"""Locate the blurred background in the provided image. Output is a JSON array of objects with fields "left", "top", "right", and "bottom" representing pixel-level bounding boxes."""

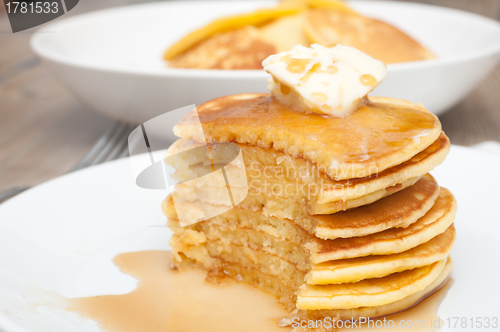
[{"left": 1, "top": 0, "right": 500, "bottom": 197}]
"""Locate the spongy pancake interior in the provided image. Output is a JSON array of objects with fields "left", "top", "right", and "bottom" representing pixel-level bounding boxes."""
[
  {"left": 308, "top": 224, "right": 455, "bottom": 285},
  {"left": 309, "top": 188, "right": 456, "bottom": 263},
  {"left": 173, "top": 95, "right": 442, "bottom": 181},
  {"left": 164, "top": 175, "right": 440, "bottom": 242},
  {"left": 165, "top": 189, "right": 456, "bottom": 281},
  {"left": 297, "top": 258, "right": 447, "bottom": 310}
]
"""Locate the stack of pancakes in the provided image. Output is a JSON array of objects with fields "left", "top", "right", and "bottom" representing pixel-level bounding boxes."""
[{"left": 163, "top": 94, "right": 456, "bottom": 323}]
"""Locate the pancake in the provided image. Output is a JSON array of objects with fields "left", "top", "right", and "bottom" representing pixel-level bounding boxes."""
[
  {"left": 173, "top": 94, "right": 442, "bottom": 181},
  {"left": 259, "top": 14, "right": 311, "bottom": 52},
  {"left": 167, "top": 176, "right": 420, "bottom": 224},
  {"left": 297, "top": 258, "right": 447, "bottom": 310},
  {"left": 169, "top": 26, "right": 276, "bottom": 70},
  {"left": 292, "top": 258, "right": 453, "bottom": 321},
  {"left": 294, "top": 177, "right": 422, "bottom": 215},
  {"left": 164, "top": 175, "right": 439, "bottom": 240},
  {"left": 165, "top": 133, "right": 449, "bottom": 214},
  {"left": 303, "top": 9, "right": 435, "bottom": 64},
  {"left": 312, "top": 174, "right": 439, "bottom": 239},
  {"left": 245, "top": 133, "right": 448, "bottom": 208},
  {"left": 309, "top": 188, "right": 456, "bottom": 263},
  {"left": 308, "top": 224, "right": 455, "bottom": 284},
  {"left": 163, "top": 6, "right": 305, "bottom": 62}
]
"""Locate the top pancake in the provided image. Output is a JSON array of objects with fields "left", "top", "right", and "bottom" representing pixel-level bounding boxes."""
[
  {"left": 164, "top": 134, "right": 449, "bottom": 215},
  {"left": 174, "top": 94, "right": 442, "bottom": 181}
]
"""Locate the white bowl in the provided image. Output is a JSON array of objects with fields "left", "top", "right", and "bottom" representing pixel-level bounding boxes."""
[{"left": 31, "top": 0, "right": 500, "bottom": 123}]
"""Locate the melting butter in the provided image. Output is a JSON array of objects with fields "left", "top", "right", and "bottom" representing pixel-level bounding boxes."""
[{"left": 262, "top": 44, "right": 386, "bottom": 117}]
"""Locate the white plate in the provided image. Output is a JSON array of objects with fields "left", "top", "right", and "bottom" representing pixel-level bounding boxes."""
[
  {"left": 30, "top": 1, "right": 500, "bottom": 123},
  {"left": 1, "top": 145, "right": 500, "bottom": 331}
]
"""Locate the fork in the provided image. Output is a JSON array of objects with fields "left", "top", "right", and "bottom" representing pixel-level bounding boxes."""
[{"left": 0, "top": 121, "right": 136, "bottom": 204}]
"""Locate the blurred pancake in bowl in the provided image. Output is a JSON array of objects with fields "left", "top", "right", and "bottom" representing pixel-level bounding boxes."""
[{"left": 166, "top": 0, "right": 435, "bottom": 69}]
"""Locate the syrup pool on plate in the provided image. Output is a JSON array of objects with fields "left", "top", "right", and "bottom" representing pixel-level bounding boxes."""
[
  {"left": 69, "top": 251, "right": 288, "bottom": 332},
  {"left": 69, "top": 251, "right": 452, "bottom": 332}
]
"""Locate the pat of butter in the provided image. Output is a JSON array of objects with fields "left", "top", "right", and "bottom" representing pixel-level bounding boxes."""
[{"left": 262, "top": 44, "right": 387, "bottom": 117}]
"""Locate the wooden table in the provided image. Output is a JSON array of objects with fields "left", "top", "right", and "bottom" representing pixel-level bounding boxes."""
[{"left": 1, "top": 0, "right": 500, "bottom": 193}]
